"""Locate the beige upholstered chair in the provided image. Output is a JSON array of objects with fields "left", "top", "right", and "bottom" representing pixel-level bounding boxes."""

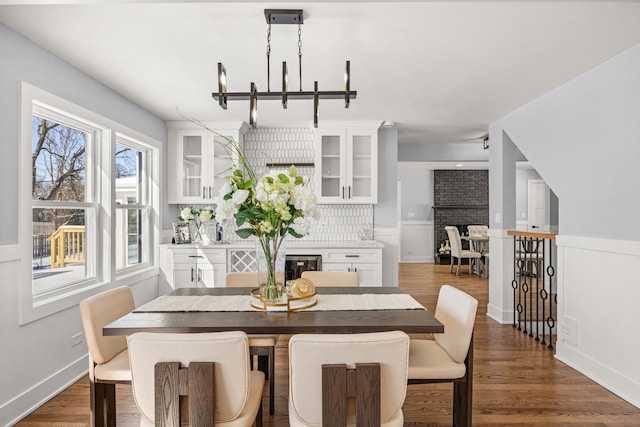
[
  {"left": 225, "top": 271, "right": 279, "bottom": 414},
  {"left": 300, "top": 270, "right": 359, "bottom": 287},
  {"left": 225, "top": 270, "right": 285, "bottom": 287},
  {"left": 445, "top": 226, "right": 482, "bottom": 275},
  {"left": 467, "top": 225, "right": 488, "bottom": 238},
  {"left": 289, "top": 331, "right": 410, "bottom": 427},
  {"left": 127, "top": 331, "right": 264, "bottom": 427},
  {"left": 79, "top": 286, "right": 134, "bottom": 426},
  {"left": 408, "top": 285, "right": 478, "bottom": 425}
]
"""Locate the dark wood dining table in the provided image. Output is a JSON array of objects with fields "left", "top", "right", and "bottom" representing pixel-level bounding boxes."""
[{"left": 103, "top": 286, "right": 472, "bottom": 426}]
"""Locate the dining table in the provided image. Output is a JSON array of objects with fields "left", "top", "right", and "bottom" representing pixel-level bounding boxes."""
[
  {"left": 102, "top": 286, "right": 473, "bottom": 426},
  {"left": 462, "top": 234, "right": 489, "bottom": 277}
]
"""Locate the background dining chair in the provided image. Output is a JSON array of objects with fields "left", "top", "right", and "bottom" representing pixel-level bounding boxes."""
[
  {"left": 445, "top": 225, "right": 482, "bottom": 275},
  {"left": 289, "top": 331, "right": 410, "bottom": 427},
  {"left": 79, "top": 286, "right": 134, "bottom": 427},
  {"left": 300, "top": 270, "right": 359, "bottom": 287},
  {"left": 225, "top": 271, "right": 278, "bottom": 415},
  {"left": 408, "top": 285, "right": 478, "bottom": 426},
  {"left": 127, "top": 331, "right": 264, "bottom": 427}
]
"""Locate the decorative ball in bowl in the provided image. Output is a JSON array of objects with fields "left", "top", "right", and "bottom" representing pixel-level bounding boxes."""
[{"left": 287, "top": 278, "right": 316, "bottom": 301}]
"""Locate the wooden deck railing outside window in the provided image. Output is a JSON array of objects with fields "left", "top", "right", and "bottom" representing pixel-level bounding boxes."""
[
  {"left": 507, "top": 230, "right": 557, "bottom": 349},
  {"left": 48, "top": 225, "right": 85, "bottom": 268}
]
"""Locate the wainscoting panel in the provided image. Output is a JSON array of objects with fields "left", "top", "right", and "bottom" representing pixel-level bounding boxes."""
[
  {"left": 400, "top": 221, "right": 433, "bottom": 263},
  {"left": 374, "top": 227, "right": 399, "bottom": 287},
  {"left": 555, "top": 235, "right": 640, "bottom": 409}
]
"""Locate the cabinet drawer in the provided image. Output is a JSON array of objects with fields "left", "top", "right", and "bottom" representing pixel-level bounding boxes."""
[
  {"left": 170, "top": 249, "right": 227, "bottom": 264},
  {"left": 325, "top": 249, "right": 381, "bottom": 263}
]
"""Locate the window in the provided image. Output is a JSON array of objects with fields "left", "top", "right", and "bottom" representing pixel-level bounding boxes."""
[
  {"left": 20, "top": 83, "right": 160, "bottom": 323},
  {"left": 31, "top": 108, "right": 100, "bottom": 296},
  {"left": 114, "top": 137, "right": 152, "bottom": 272}
]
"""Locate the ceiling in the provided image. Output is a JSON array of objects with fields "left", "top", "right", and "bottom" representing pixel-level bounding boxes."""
[{"left": 2, "top": 1, "right": 640, "bottom": 144}]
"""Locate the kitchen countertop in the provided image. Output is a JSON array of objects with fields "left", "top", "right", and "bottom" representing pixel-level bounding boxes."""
[{"left": 161, "top": 240, "right": 384, "bottom": 249}]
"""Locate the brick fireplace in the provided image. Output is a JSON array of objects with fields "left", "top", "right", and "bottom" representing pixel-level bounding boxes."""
[{"left": 433, "top": 170, "right": 488, "bottom": 263}]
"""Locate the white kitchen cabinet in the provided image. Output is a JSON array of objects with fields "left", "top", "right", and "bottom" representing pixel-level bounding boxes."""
[
  {"left": 322, "top": 248, "right": 382, "bottom": 286},
  {"left": 314, "top": 128, "right": 378, "bottom": 204},
  {"left": 167, "top": 122, "right": 248, "bottom": 204},
  {"left": 165, "top": 247, "right": 227, "bottom": 288}
]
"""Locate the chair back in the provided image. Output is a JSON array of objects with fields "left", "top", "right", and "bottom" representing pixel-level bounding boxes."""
[
  {"left": 127, "top": 331, "right": 252, "bottom": 424},
  {"left": 434, "top": 285, "right": 478, "bottom": 363},
  {"left": 289, "top": 331, "right": 409, "bottom": 426},
  {"left": 225, "top": 271, "right": 285, "bottom": 287},
  {"left": 445, "top": 226, "right": 462, "bottom": 257},
  {"left": 80, "top": 286, "right": 134, "bottom": 365},
  {"left": 300, "top": 271, "right": 359, "bottom": 287},
  {"left": 467, "top": 225, "right": 488, "bottom": 238}
]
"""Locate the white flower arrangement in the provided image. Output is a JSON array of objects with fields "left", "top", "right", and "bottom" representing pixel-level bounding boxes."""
[
  {"left": 215, "top": 164, "right": 318, "bottom": 240},
  {"left": 179, "top": 207, "right": 215, "bottom": 222}
]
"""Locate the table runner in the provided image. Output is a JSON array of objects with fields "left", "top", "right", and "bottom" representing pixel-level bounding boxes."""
[{"left": 134, "top": 293, "right": 426, "bottom": 312}]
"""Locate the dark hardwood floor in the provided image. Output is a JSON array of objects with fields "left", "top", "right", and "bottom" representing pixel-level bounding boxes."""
[{"left": 16, "top": 263, "right": 640, "bottom": 426}]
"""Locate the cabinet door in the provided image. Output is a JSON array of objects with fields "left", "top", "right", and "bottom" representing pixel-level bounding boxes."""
[
  {"left": 211, "top": 134, "right": 235, "bottom": 198},
  {"left": 321, "top": 262, "right": 351, "bottom": 273},
  {"left": 315, "top": 128, "right": 378, "bottom": 204},
  {"left": 315, "top": 129, "right": 347, "bottom": 203},
  {"left": 350, "top": 263, "right": 381, "bottom": 287},
  {"left": 198, "top": 268, "right": 216, "bottom": 288},
  {"left": 169, "top": 125, "right": 246, "bottom": 203},
  {"left": 347, "top": 130, "right": 378, "bottom": 204},
  {"left": 319, "top": 262, "right": 379, "bottom": 287},
  {"left": 173, "top": 268, "right": 197, "bottom": 288},
  {"left": 176, "top": 130, "right": 208, "bottom": 203},
  {"left": 212, "top": 264, "right": 227, "bottom": 288}
]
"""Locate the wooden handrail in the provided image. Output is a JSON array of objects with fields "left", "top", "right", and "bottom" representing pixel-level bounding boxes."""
[
  {"left": 48, "top": 225, "right": 85, "bottom": 268},
  {"left": 507, "top": 230, "right": 556, "bottom": 240}
]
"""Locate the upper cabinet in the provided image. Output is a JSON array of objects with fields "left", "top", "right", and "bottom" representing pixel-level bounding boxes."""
[
  {"left": 167, "top": 122, "right": 248, "bottom": 204},
  {"left": 314, "top": 128, "right": 378, "bottom": 204}
]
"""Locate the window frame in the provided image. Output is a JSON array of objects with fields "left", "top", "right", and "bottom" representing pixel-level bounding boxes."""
[
  {"left": 113, "top": 134, "right": 154, "bottom": 274},
  {"left": 19, "top": 82, "right": 161, "bottom": 324}
]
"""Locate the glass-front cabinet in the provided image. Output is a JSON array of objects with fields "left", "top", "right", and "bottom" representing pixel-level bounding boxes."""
[
  {"left": 315, "top": 128, "right": 378, "bottom": 204},
  {"left": 168, "top": 122, "right": 248, "bottom": 204}
]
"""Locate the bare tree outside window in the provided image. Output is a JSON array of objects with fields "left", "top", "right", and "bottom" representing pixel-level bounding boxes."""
[
  {"left": 31, "top": 115, "right": 92, "bottom": 292},
  {"left": 32, "top": 116, "right": 86, "bottom": 229}
]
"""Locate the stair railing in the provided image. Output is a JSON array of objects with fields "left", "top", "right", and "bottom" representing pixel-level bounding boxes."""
[{"left": 507, "top": 230, "right": 557, "bottom": 349}]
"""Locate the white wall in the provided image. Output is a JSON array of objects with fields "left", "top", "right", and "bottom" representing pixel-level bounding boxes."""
[
  {"left": 0, "top": 23, "right": 165, "bottom": 425},
  {"left": 491, "top": 42, "right": 640, "bottom": 408},
  {"left": 398, "top": 166, "right": 433, "bottom": 221}
]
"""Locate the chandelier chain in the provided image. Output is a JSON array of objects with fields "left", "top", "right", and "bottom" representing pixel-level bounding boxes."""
[
  {"left": 266, "top": 22, "right": 271, "bottom": 92},
  {"left": 298, "top": 23, "right": 303, "bottom": 91}
]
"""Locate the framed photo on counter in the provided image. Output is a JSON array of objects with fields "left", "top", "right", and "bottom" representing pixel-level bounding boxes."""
[{"left": 172, "top": 222, "right": 191, "bottom": 244}]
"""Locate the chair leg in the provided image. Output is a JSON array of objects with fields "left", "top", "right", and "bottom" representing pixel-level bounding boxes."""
[
  {"left": 456, "top": 258, "right": 461, "bottom": 275},
  {"left": 268, "top": 346, "right": 275, "bottom": 415},
  {"left": 255, "top": 393, "right": 263, "bottom": 427},
  {"left": 251, "top": 346, "right": 275, "bottom": 415},
  {"left": 92, "top": 381, "right": 116, "bottom": 427},
  {"left": 449, "top": 256, "right": 454, "bottom": 273}
]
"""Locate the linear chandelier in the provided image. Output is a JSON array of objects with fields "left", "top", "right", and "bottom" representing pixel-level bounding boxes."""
[{"left": 212, "top": 9, "right": 357, "bottom": 128}]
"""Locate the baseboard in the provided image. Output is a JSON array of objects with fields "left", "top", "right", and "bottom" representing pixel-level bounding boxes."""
[
  {"left": 486, "top": 303, "right": 513, "bottom": 325},
  {"left": 1, "top": 355, "right": 88, "bottom": 426},
  {"left": 400, "top": 255, "right": 430, "bottom": 263},
  {"left": 556, "top": 342, "right": 640, "bottom": 409}
]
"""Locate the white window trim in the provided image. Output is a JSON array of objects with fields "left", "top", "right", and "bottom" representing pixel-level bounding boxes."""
[
  {"left": 114, "top": 133, "right": 154, "bottom": 274},
  {"left": 19, "top": 82, "right": 161, "bottom": 325}
]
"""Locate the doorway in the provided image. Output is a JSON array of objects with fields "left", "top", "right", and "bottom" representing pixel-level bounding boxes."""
[{"left": 527, "top": 179, "right": 547, "bottom": 231}]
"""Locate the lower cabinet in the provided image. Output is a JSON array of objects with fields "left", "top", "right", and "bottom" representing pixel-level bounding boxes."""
[
  {"left": 165, "top": 247, "right": 227, "bottom": 288},
  {"left": 161, "top": 244, "right": 383, "bottom": 289},
  {"left": 323, "top": 249, "right": 382, "bottom": 287}
]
